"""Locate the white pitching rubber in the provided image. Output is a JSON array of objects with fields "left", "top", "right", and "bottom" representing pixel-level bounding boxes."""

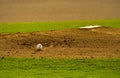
[{"left": 80, "top": 25, "right": 101, "bottom": 29}]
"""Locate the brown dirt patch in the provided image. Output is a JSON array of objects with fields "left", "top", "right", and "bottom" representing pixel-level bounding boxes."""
[
  {"left": 0, "top": 27, "right": 120, "bottom": 58},
  {"left": 0, "top": 0, "right": 120, "bottom": 22}
]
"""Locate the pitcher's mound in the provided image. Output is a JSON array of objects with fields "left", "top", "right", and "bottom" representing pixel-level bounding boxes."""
[{"left": 0, "top": 27, "right": 120, "bottom": 58}]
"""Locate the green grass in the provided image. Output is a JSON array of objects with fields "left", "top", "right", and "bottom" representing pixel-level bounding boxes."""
[
  {"left": 0, "top": 57, "right": 120, "bottom": 78},
  {"left": 0, "top": 19, "right": 120, "bottom": 33}
]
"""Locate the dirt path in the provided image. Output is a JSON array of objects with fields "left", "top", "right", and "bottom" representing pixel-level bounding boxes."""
[
  {"left": 0, "top": 0, "right": 120, "bottom": 22},
  {"left": 0, "top": 27, "right": 120, "bottom": 58}
]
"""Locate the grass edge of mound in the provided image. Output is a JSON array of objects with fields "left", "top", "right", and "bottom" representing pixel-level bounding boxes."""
[{"left": 0, "top": 19, "right": 120, "bottom": 33}]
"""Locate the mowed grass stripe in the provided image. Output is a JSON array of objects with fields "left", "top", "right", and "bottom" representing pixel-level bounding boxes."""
[
  {"left": 0, "top": 19, "right": 120, "bottom": 33},
  {"left": 0, "top": 58, "right": 120, "bottom": 78}
]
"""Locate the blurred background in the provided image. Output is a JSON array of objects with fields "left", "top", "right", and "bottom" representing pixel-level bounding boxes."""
[{"left": 0, "top": 0, "right": 120, "bottom": 22}]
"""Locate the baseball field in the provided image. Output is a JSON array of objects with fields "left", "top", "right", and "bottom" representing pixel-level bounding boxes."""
[{"left": 0, "top": 0, "right": 120, "bottom": 78}]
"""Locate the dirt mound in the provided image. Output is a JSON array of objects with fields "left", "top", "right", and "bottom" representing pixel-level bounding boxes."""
[{"left": 0, "top": 27, "right": 120, "bottom": 58}]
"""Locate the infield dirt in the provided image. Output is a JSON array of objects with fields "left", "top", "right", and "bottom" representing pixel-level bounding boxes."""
[
  {"left": 0, "top": 27, "right": 120, "bottom": 58},
  {"left": 0, "top": 0, "right": 120, "bottom": 22}
]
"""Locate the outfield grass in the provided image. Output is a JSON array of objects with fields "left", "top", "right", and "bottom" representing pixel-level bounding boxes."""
[
  {"left": 0, "top": 19, "right": 120, "bottom": 33},
  {"left": 0, "top": 57, "right": 120, "bottom": 78}
]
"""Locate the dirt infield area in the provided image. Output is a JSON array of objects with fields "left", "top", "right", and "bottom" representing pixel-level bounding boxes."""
[
  {"left": 0, "top": 27, "right": 120, "bottom": 58},
  {"left": 0, "top": 0, "right": 120, "bottom": 22}
]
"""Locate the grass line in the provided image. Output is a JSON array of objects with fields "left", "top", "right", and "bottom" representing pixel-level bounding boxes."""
[{"left": 0, "top": 19, "right": 120, "bottom": 33}]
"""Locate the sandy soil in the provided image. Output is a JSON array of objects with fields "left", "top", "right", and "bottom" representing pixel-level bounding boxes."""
[
  {"left": 0, "top": 0, "right": 120, "bottom": 22},
  {"left": 0, "top": 27, "right": 120, "bottom": 58}
]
